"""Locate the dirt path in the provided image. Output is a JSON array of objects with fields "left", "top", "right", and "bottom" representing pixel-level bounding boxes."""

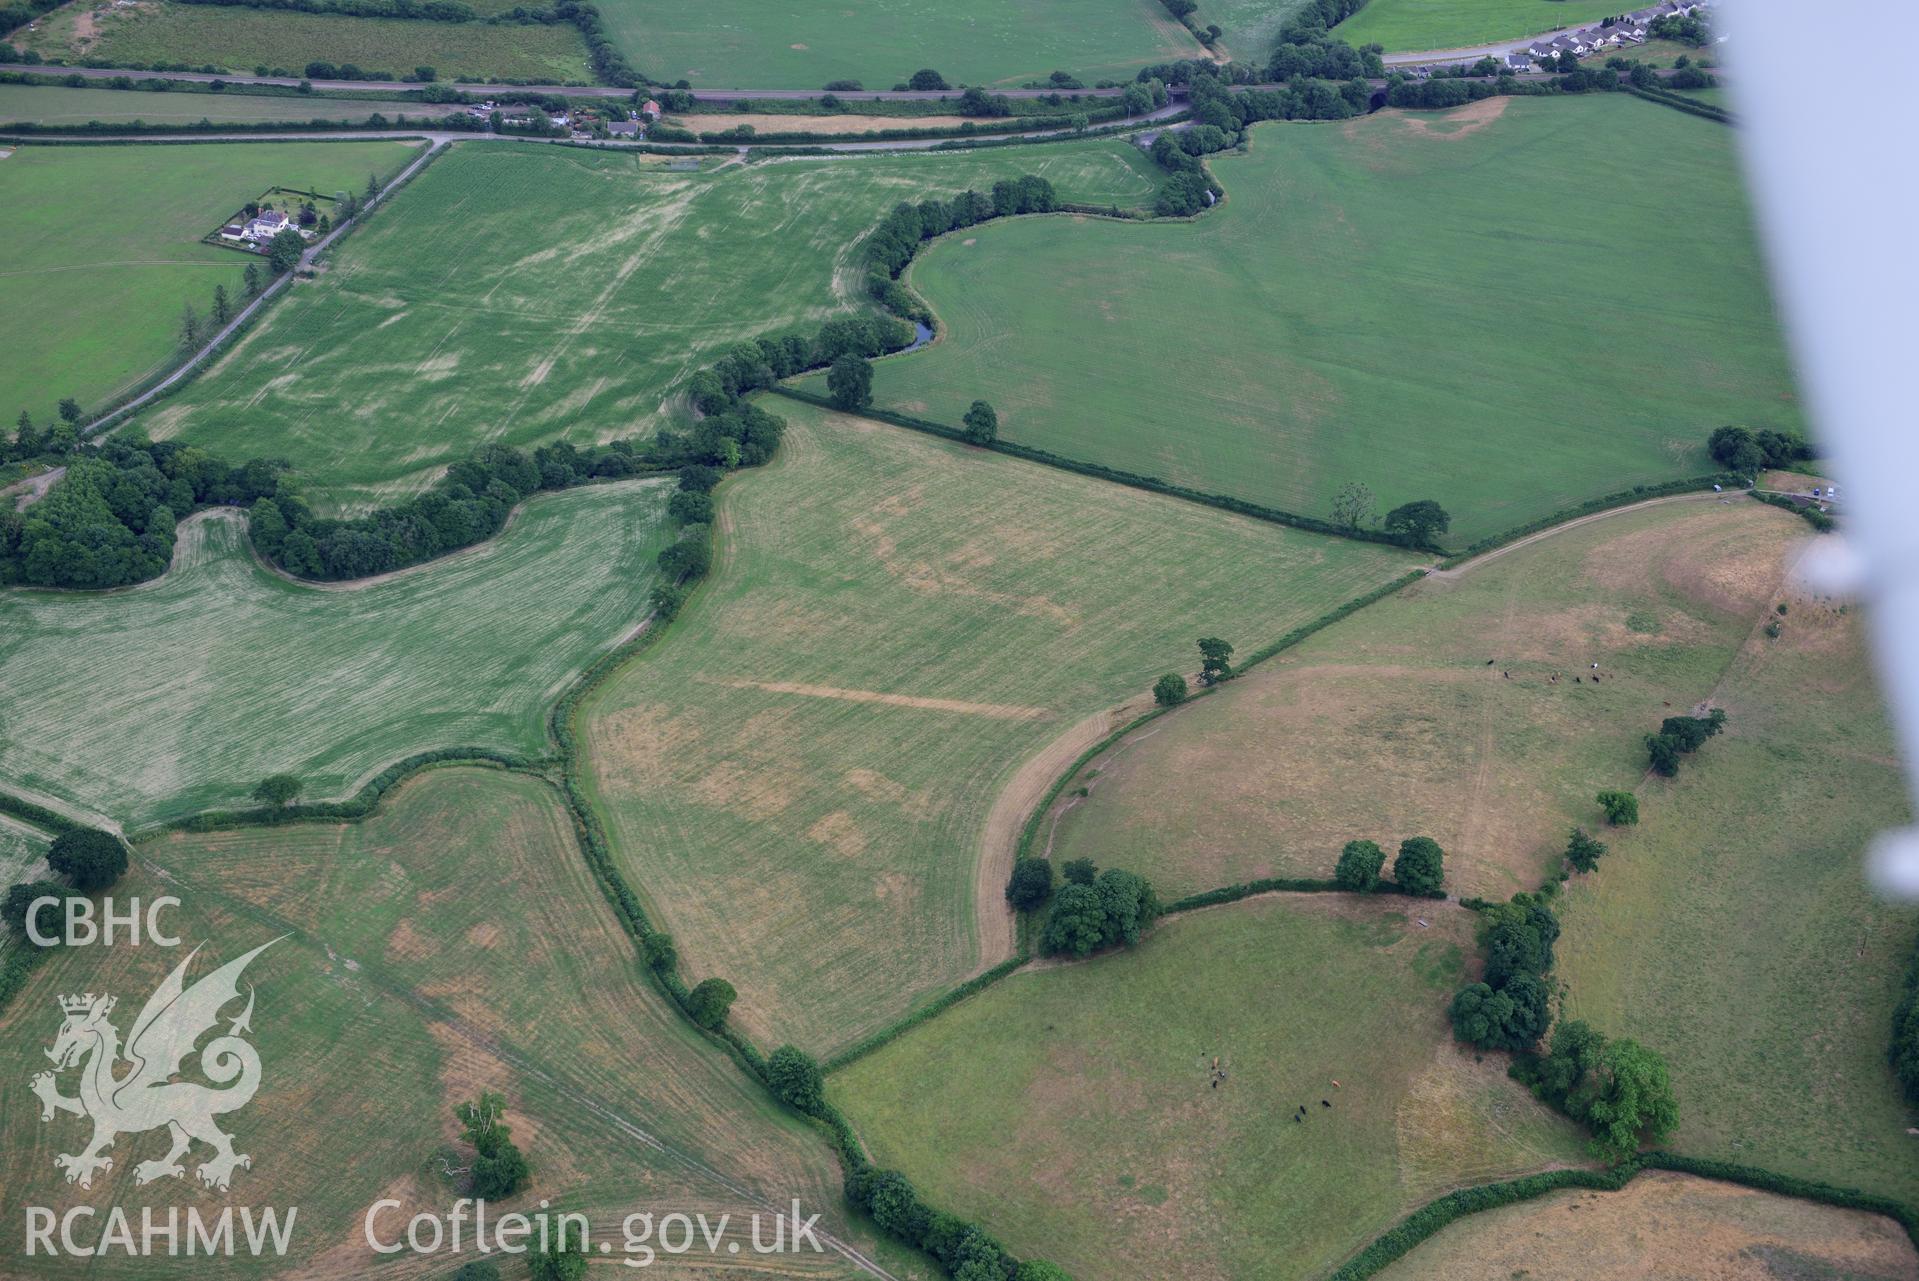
[
  {"left": 1426, "top": 491, "right": 1729, "bottom": 581},
  {"left": 972, "top": 689, "right": 1156, "bottom": 969},
  {"left": 2, "top": 465, "right": 63, "bottom": 510}
]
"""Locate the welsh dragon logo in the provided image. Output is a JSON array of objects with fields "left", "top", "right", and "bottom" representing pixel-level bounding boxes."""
[{"left": 30, "top": 939, "right": 281, "bottom": 1192}]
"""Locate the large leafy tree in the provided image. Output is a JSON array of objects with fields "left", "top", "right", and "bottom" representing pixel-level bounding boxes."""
[
  {"left": 1393, "top": 836, "right": 1445, "bottom": 896},
  {"left": 1382, "top": 499, "right": 1450, "bottom": 547},
  {"left": 827, "top": 353, "right": 874, "bottom": 412},
  {"left": 1334, "top": 839, "right": 1385, "bottom": 892},
  {"left": 47, "top": 828, "right": 128, "bottom": 891},
  {"left": 1583, "top": 1039, "right": 1679, "bottom": 1162},
  {"left": 686, "top": 977, "right": 737, "bottom": 1029}
]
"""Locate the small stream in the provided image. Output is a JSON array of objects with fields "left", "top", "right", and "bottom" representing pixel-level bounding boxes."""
[{"left": 902, "top": 321, "right": 934, "bottom": 352}]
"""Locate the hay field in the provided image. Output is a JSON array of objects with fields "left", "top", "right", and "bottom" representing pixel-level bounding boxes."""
[
  {"left": 833, "top": 895, "right": 1585, "bottom": 1280},
  {"left": 599, "top": 0, "right": 1201, "bottom": 91},
  {"left": 142, "top": 138, "right": 1162, "bottom": 512},
  {"left": 575, "top": 400, "right": 1422, "bottom": 1054},
  {"left": 10, "top": 0, "right": 591, "bottom": 82},
  {"left": 0, "top": 479, "right": 672, "bottom": 828},
  {"left": 1556, "top": 563, "right": 1919, "bottom": 1204},
  {"left": 0, "top": 139, "right": 421, "bottom": 427},
  {"left": 0, "top": 768, "right": 889, "bottom": 1278},
  {"left": 858, "top": 96, "right": 1800, "bottom": 548},
  {"left": 1334, "top": 0, "right": 1620, "bottom": 51},
  {"left": 1045, "top": 497, "right": 1806, "bottom": 902},
  {"left": 0, "top": 814, "right": 51, "bottom": 891},
  {"left": 1379, "top": 1170, "right": 1919, "bottom": 1280}
]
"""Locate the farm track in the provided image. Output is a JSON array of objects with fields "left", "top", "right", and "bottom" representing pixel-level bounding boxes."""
[
  {"left": 1427, "top": 491, "right": 1729, "bottom": 580},
  {"left": 1, "top": 464, "right": 63, "bottom": 509}
]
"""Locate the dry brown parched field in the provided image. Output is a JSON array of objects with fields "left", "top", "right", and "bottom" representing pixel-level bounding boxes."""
[
  {"left": 1379, "top": 1170, "right": 1919, "bottom": 1280},
  {"left": 1046, "top": 496, "right": 1808, "bottom": 902},
  {"left": 0, "top": 769, "right": 893, "bottom": 1279},
  {"left": 832, "top": 894, "right": 1587, "bottom": 1281},
  {"left": 576, "top": 401, "right": 1423, "bottom": 1055}
]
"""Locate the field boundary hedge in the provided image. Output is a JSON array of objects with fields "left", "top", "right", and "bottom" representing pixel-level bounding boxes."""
[
  {"left": 822, "top": 955, "right": 1030, "bottom": 1073},
  {"left": 1750, "top": 488, "right": 1836, "bottom": 531},
  {"left": 768, "top": 386, "right": 1426, "bottom": 552},
  {"left": 1330, "top": 1153, "right": 1919, "bottom": 1279},
  {"left": 136, "top": 748, "right": 534, "bottom": 839},
  {"left": 0, "top": 791, "right": 84, "bottom": 836},
  {"left": 0, "top": 113, "right": 472, "bottom": 135},
  {"left": 1628, "top": 84, "right": 1732, "bottom": 124}
]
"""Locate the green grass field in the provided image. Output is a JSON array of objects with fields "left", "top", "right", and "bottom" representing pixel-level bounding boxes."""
[
  {"left": 0, "top": 768, "right": 890, "bottom": 1278},
  {"left": 855, "top": 95, "right": 1800, "bottom": 549},
  {"left": 12, "top": 0, "right": 590, "bottom": 82},
  {"left": 0, "top": 479, "right": 672, "bottom": 828},
  {"left": 599, "top": 0, "right": 1203, "bottom": 91},
  {"left": 0, "top": 82, "right": 466, "bottom": 126},
  {"left": 1046, "top": 498, "right": 1802, "bottom": 903},
  {"left": 1379, "top": 1170, "right": 1919, "bottom": 1279},
  {"left": 834, "top": 896, "right": 1585, "bottom": 1279},
  {"left": 576, "top": 400, "right": 1421, "bottom": 1055},
  {"left": 143, "top": 138, "right": 1162, "bottom": 511},
  {"left": 0, "top": 138, "right": 420, "bottom": 428},
  {"left": 1334, "top": 0, "right": 1621, "bottom": 51},
  {"left": 1556, "top": 583, "right": 1919, "bottom": 1205}
]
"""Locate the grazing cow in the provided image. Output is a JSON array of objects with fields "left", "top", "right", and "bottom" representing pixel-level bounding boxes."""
[{"left": 1321, "top": 1100, "right": 1332, "bottom": 1108}]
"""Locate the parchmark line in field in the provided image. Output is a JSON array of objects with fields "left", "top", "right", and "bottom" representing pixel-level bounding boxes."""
[{"left": 713, "top": 678, "right": 1049, "bottom": 720}]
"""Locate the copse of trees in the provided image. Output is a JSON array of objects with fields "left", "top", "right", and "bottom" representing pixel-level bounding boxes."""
[
  {"left": 1707, "top": 425, "right": 1811, "bottom": 475},
  {"left": 455, "top": 1091, "right": 528, "bottom": 1199},
  {"left": 0, "top": 438, "right": 285, "bottom": 590},
  {"left": 246, "top": 394, "right": 783, "bottom": 586},
  {"left": 1266, "top": 0, "right": 1381, "bottom": 82},
  {"left": 1450, "top": 891, "right": 1557, "bottom": 1051},
  {"left": 1512, "top": 1020, "right": 1679, "bottom": 1162},
  {"left": 1041, "top": 862, "right": 1160, "bottom": 957},
  {"left": 1645, "top": 708, "right": 1725, "bottom": 777}
]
